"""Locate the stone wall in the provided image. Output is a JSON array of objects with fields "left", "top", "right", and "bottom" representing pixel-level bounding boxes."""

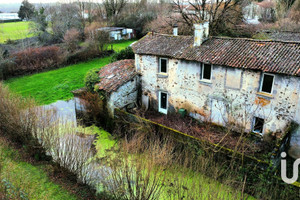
[
  {"left": 136, "top": 54, "right": 300, "bottom": 135},
  {"left": 107, "top": 76, "right": 139, "bottom": 117}
]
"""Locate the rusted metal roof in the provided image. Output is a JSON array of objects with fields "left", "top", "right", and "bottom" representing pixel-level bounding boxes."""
[
  {"left": 96, "top": 59, "right": 136, "bottom": 93},
  {"left": 132, "top": 33, "right": 300, "bottom": 76}
]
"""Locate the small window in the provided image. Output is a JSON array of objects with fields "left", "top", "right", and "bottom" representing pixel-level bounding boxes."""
[
  {"left": 253, "top": 117, "right": 264, "bottom": 134},
  {"left": 159, "top": 58, "right": 168, "bottom": 73},
  {"left": 260, "top": 73, "right": 274, "bottom": 94},
  {"left": 158, "top": 91, "right": 168, "bottom": 114},
  {"left": 201, "top": 63, "right": 212, "bottom": 81}
]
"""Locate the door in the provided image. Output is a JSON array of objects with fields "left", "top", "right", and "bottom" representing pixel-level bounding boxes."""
[{"left": 158, "top": 91, "right": 168, "bottom": 114}]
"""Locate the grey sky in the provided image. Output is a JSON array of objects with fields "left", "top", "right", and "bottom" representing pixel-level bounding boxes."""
[{"left": 0, "top": 0, "right": 101, "bottom": 4}]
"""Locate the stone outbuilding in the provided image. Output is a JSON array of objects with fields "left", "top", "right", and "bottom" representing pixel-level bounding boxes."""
[{"left": 96, "top": 59, "right": 139, "bottom": 117}]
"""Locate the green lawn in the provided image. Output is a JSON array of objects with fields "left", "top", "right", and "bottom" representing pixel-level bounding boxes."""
[
  {"left": 0, "top": 21, "right": 34, "bottom": 43},
  {"left": 5, "top": 40, "right": 137, "bottom": 105},
  {"left": 5, "top": 57, "right": 111, "bottom": 105},
  {"left": 0, "top": 138, "right": 76, "bottom": 200},
  {"left": 110, "top": 39, "right": 137, "bottom": 51}
]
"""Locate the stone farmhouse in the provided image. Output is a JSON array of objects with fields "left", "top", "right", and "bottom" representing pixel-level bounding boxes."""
[{"left": 130, "top": 22, "right": 300, "bottom": 136}]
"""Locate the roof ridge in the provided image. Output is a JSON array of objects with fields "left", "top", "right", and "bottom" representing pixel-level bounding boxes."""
[
  {"left": 148, "top": 32, "right": 300, "bottom": 44},
  {"left": 151, "top": 32, "right": 193, "bottom": 38},
  {"left": 211, "top": 36, "right": 300, "bottom": 44}
]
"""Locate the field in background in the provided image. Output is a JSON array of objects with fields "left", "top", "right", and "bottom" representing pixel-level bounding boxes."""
[
  {"left": 5, "top": 40, "right": 137, "bottom": 105},
  {"left": 0, "top": 21, "right": 33, "bottom": 43}
]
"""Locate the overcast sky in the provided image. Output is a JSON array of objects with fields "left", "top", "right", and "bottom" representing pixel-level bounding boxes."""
[{"left": 0, "top": 0, "right": 101, "bottom": 3}]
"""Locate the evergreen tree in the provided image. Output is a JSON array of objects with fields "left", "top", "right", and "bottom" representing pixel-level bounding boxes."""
[{"left": 18, "top": 0, "right": 35, "bottom": 20}]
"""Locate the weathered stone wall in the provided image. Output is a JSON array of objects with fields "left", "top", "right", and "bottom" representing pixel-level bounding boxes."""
[
  {"left": 107, "top": 76, "right": 139, "bottom": 116},
  {"left": 136, "top": 54, "right": 300, "bottom": 135}
]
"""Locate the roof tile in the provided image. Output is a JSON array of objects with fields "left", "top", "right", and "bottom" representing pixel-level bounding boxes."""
[
  {"left": 96, "top": 59, "right": 136, "bottom": 93},
  {"left": 132, "top": 33, "right": 300, "bottom": 76}
]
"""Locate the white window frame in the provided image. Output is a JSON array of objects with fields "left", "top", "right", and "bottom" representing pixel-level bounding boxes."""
[
  {"left": 200, "top": 63, "right": 212, "bottom": 82},
  {"left": 259, "top": 73, "right": 275, "bottom": 94},
  {"left": 252, "top": 117, "right": 264, "bottom": 135},
  {"left": 158, "top": 91, "right": 168, "bottom": 114},
  {"left": 159, "top": 58, "right": 168, "bottom": 74}
]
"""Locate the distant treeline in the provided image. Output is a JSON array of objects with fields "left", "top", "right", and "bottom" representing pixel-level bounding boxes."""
[{"left": 0, "top": 19, "right": 22, "bottom": 23}]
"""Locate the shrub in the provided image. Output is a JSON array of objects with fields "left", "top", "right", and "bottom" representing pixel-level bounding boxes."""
[
  {"left": 79, "top": 92, "right": 106, "bottom": 126},
  {"left": 0, "top": 59, "right": 16, "bottom": 80},
  {"left": 64, "top": 46, "right": 113, "bottom": 65},
  {"left": 0, "top": 83, "right": 54, "bottom": 156},
  {"left": 63, "top": 28, "right": 81, "bottom": 52},
  {"left": 84, "top": 22, "right": 104, "bottom": 41},
  {"left": 84, "top": 68, "right": 100, "bottom": 92},
  {"left": 289, "top": 0, "right": 300, "bottom": 23},
  {"left": 111, "top": 46, "right": 134, "bottom": 62},
  {"left": 9, "top": 46, "right": 61, "bottom": 77}
]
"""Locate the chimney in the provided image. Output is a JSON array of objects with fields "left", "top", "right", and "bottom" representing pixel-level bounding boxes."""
[
  {"left": 173, "top": 24, "right": 178, "bottom": 36},
  {"left": 193, "top": 22, "right": 209, "bottom": 46}
]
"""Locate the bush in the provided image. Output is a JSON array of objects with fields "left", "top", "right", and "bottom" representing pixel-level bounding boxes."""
[
  {"left": 0, "top": 83, "right": 53, "bottom": 156},
  {"left": 63, "top": 28, "right": 80, "bottom": 52},
  {"left": 64, "top": 46, "right": 113, "bottom": 65},
  {"left": 0, "top": 59, "right": 16, "bottom": 80},
  {"left": 84, "top": 68, "right": 100, "bottom": 92},
  {"left": 111, "top": 47, "right": 134, "bottom": 62},
  {"left": 8, "top": 46, "right": 62, "bottom": 77},
  {"left": 289, "top": 0, "right": 300, "bottom": 23}
]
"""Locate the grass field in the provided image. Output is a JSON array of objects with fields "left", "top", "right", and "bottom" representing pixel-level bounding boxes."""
[
  {"left": 0, "top": 138, "right": 76, "bottom": 199},
  {"left": 5, "top": 40, "right": 136, "bottom": 105},
  {"left": 110, "top": 39, "right": 137, "bottom": 51},
  {"left": 6, "top": 57, "right": 112, "bottom": 105},
  {"left": 0, "top": 21, "right": 33, "bottom": 43}
]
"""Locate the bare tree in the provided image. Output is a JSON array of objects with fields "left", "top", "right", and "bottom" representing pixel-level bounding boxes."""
[
  {"left": 48, "top": 3, "right": 83, "bottom": 41},
  {"left": 77, "top": 0, "right": 87, "bottom": 29},
  {"left": 173, "top": 0, "right": 244, "bottom": 35},
  {"left": 103, "top": 0, "right": 127, "bottom": 20}
]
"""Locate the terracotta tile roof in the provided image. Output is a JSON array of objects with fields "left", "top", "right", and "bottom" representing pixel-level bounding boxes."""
[
  {"left": 96, "top": 59, "right": 136, "bottom": 93},
  {"left": 132, "top": 33, "right": 300, "bottom": 76},
  {"left": 268, "top": 31, "right": 300, "bottom": 42}
]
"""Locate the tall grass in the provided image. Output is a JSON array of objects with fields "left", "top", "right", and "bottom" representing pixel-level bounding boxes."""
[
  {"left": 110, "top": 116, "right": 299, "bottom": 200},
  {"left": 96, "top": 120, "right": 254, "bottom": 200},
  {"left": 0, "top": 83, "right": 296, "bottom": 199},
  {"left": 0, "top": 82, "right": 98, "bottom": 195}
]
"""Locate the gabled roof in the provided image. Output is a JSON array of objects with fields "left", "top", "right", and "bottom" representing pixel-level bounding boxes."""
[
  {"left": 96, "top": 59, "right": 136, "bottom": 93},
  {"left": 132, "top": 33, "right": 300, "bottom": 76}
]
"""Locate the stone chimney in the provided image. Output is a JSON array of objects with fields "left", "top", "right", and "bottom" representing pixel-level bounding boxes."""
[
  {"left": 193, "top": 22, "right": 209, "bottom": 46},
  {"left": 173, "top": 24, "right": 178, "bottom": 36}
]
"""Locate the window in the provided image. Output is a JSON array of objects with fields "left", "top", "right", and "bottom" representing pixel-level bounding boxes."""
[
  {"left": 201, "top": 63, "right": 212, "bottom": 81},
  {"left": 159, "top": 58, "right": 168, "bottom": 73},
  {"left": 253, "top": 117, "right": 264, "bottom": 134},
  {"left": 260, "top": 73, "right": 275, "bottom": 94},
  {"left": 158, "top": 91, "right": 168, "bottom": 114}
]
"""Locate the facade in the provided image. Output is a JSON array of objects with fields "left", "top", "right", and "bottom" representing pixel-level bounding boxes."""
[
  {"left": 132, "top": 24, "right": 300, "bottom": 136},
  {"left": 96, "top": 59, "right": 139, "bottom": 116}
]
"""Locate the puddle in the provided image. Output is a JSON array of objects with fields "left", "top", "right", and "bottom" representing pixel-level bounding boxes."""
[
  {"left": 43, "top": 97, "right": 84, "bottom": 125},
  {"left": 41, "top": 98, "right": 114, "bottom": 189}
]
